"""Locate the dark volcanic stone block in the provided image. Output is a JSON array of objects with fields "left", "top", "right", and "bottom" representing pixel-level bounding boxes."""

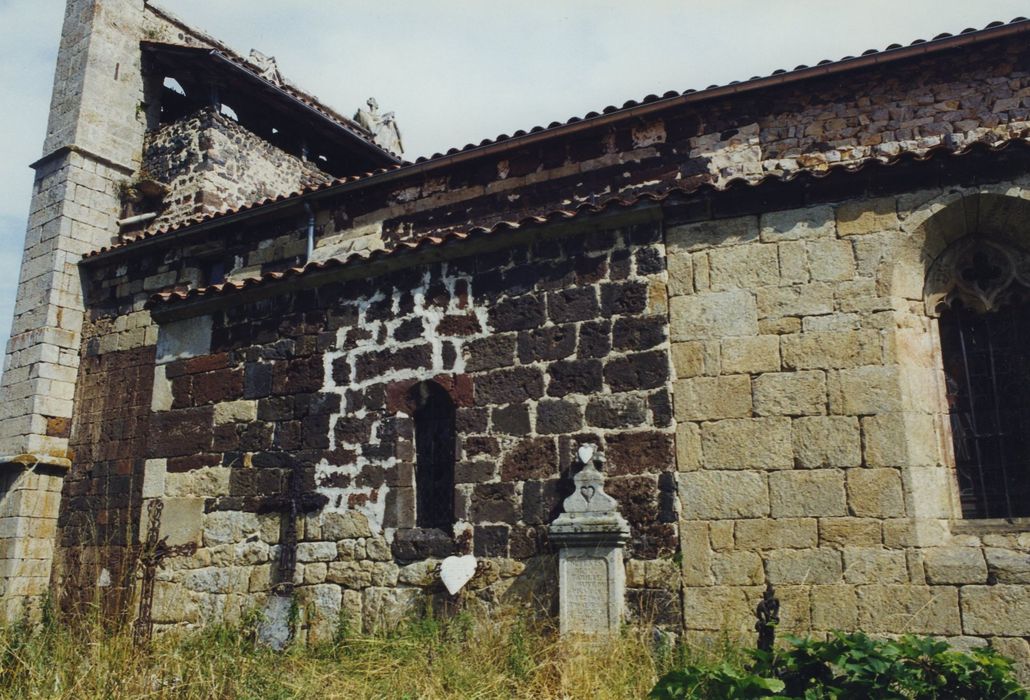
[
  {"left": 585, "top": 395, "right": 648, "bottom": 428},
  {"left": 465, "top": 334, "right": 516, "bottom": 372},
  {"left": 492, "top": 404, "right": 531, "bottom": 435},
  {"left": 471, "top": 482, "right": 518, "bottom": 522},
  {"left": 455, "top": 460, "right": 495, "bottom": 484},
  {"left": 635, "top": 246, "right": 665, "bottom": 274},
  {"left": 391, "top": 527, "right": 454, "bottom": 560},
  {"left": 500, "top": 437, "right": 557, "bottom": 481},
  {"left": 243, "top": 362, "right": 273, "bottom": 399},
  {"left": 536, "top": 400, "right": 583, "bottom": 434},
  {"left": 474, "top": 366, "right": 544, "bottom": 404},
  {"left": 600, "top": 281, "right": 648, "bottom": 316},
  {"left": 547, "top": 288, "right": 599, "bottom": 323},
  {"left": 148, "top": 406, "right": 213, "bottom": 457},
  {"left": 578, "top": 320, "right": 612, "bottom": 359},
  {"left": 604, "top": 350, "right": 670, "bottom": 392},
  {"left": 394, "top": 317, "right": 425, "bottom": 342},
  {"left": 522, "top": 479, "right": 563, "bottom": 525},
  {"left": 354, "top": 344, "right": 432, "bottom": 382},
  {"left": 488, "top": 294, "right": 546, "bottom": 332},
  {"left": 437, "top": 313, "right": 481, "bottom": 336},
  {"left": 474, "top": 525, "right": 510, "bottom": 557},
  {"left": 605, "top": 431, "right": 675, "bottom": 476},
  {"left": 517, "top": 325, "right": 576, "bottom": 363},
  {"left": 547, "top": 359, "right": 603, "bottom": 397},
  {"left": 613, "top": 317, "right": 666, "bottom": 351}
]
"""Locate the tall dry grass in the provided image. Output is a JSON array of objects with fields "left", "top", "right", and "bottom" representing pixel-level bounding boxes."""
[{"left": 0, "top": 600, "right": 707, "bottom": 700}]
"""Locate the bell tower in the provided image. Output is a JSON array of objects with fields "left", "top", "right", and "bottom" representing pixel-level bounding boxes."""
[{"left": 0, "top": 0, "right": 147, "bottom": 620}]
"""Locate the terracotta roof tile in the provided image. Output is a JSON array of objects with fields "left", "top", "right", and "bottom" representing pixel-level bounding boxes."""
[{"left": 146, "top": 136, "right": 1030, "bottom": 309}]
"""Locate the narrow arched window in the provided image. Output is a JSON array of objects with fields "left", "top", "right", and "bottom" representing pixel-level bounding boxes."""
[
  {"left": 412, "top": 382, "right": 456, "bottom": 529},
  {"left": 935, "top": 239, "right": 1030, "bottom": 518}
]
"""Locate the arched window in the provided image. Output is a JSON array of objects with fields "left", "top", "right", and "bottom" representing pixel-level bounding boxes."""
[
  {"left": 933, "top": 238, "right": 1030, "bottom": 518},
  {"left": 412, "top": 382, "right": 456, "bottom": 529}
]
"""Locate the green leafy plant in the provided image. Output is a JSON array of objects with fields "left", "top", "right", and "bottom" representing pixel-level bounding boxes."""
[{"left": 651, "top": 632, "right": 1028, "bottom": 699}]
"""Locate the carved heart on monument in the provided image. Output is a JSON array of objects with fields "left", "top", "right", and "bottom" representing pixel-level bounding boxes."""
[{"left": 440, "top": 554, "right": 477, "bottom": 595}]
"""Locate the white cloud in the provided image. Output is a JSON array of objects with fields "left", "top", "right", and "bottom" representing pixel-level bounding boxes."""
[{"left": 0, "top": 0, "right": 1027, "bottom": 366}]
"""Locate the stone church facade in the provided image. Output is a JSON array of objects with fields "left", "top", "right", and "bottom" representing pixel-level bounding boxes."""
[{"left": 3, "top": 0, "right": 1030, "bottom": 669}]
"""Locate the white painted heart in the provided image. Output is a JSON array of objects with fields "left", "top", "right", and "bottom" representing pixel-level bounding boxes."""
[
  {"left": 577, "top": 443, "right": 595, "bottom": 465},
  {"left": 440, "top": 554, "right": 477, "bottom": 595}
]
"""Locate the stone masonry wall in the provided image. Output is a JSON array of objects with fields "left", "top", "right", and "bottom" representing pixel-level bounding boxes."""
[
  {"left": 135, "top": 219, "right": 679, "bottom": 638},
  {"left": 669, "top": 177, "right": 1030, "bottom": 675},
  {"left": 142, "top": 109, "right": 331, "bottom": 232}
]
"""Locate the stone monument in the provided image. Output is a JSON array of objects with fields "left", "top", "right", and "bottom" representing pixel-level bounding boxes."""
[
  {"left": 549, "top": 443, "right": 631, "bottom": 635},
  {"left": 353, "top": 97, "right": 405, "bottom": 156}
]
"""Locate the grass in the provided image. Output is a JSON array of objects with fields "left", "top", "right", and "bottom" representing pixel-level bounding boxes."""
[{"left": 0, "top": 602, "right": 719, "bottom": 700}]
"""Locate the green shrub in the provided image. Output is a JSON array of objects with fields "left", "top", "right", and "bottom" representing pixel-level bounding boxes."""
[{"left": 651, "top": 632, "right": 1028, "bottom": 700}]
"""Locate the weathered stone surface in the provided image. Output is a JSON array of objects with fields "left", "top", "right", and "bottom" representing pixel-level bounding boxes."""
[
  {"left": 680, "top": 521, "right": 713, "bottom": 586},
  {"left": 862, "top": 413, "right": 939, "bottom": 468},
  {"left": 669, "top": 290, "right": 758, "bottom": 341},
  {"left": 843, "top": 547, "right": 908, "bottom": 583},
  {"left": 819, "top": 518, "right": 882, "bottom": 547},
  {"left": 756, "top": 283, "right": 834, "bottom": 319},
  {"left": 781, "top": 331, "right": 881, "bottom": 370},
  {"left": 674, "top": 375, "right": 752, "bottom": 421},
  {"left": 985, "top": 548, "right": 1030, "bottom": 584},
  {"left": 675, "top": 422, "right": 702, "bottom": 471},
  {"left": 811, "top": 585, "right": 858, "bottom": 630},
  {"left": 847, "top": 468, "right": 906, "bottom": 518},
  {"left": 735, "top": 518, "right": 818, "bottom": 550},
  {"left": 806, "top": 239, "right": 855, "bottom": 282},
  {"left": 535, "top": 400, "right": 582, "bottom": 434},
  {"left": 991, "top": 637, "right": 1030, "bottom": 680},
  {"left": 752, "top": 370, "right": 826, "bottom": 417},
  {"left": 792, "top": 416, "right": 861, "bottom": 468},
  {"left": 708, "top": 244, "right": 780, "bottom": 290},
  {"left": 827, "top": 367, "right": 902, "bottom": 415},
  {"left": 769, "top": 470, "right": 846, "bottom": 517},
  {"left": 720, "top": 336, "right": 780, "bottom": 375},
  {"left": 668, "top": 216, "right": 759, "bottom": 253},
  {"left": 711, "top": 551, "right": 764, "bottom": 585},
  {"left": 766, "top": 548, "right": 842, "bottom": 584},
  {"left": 857, "top": 585, "right": 961, "bottom": 634},
  {"left": 961, "top": 585, "right": 1030, "bottom": 636},
  {"left": 679, "top": 471, "right": 768, "bottom": 520},
  {"left": 670, "top": 342, "right": 705, "bottom": 378},
  {"left": 667, "top": 250, "right": 693, "bottom": 296},
  {"left": 297, "top": 584, "right": 342, "bottom": 643},
  {"left": 836, "top": 197, "right": 900, "bottom": 237},
  {"left": 701, "top": 418, "right": 793, "bottom": 470},
  {"left": 362, "top": 587, "right": 423, "bottom": 632},
  {"left": 923, "top": 547, "right": 988, "bottom": 585},
  {"left": 760, "top": 206, "right": 836, "bottom": 242},
  {"left": 474, "top": 367, "right": 544, "bottom": 404},
  {"left": 681, "top": 586, "right": 754, "bottom": 631}
]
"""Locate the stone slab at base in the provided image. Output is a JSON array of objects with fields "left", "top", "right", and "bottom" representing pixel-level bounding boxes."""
[{"left": 557, "top": 545, "right": 626, "bottom": 635}]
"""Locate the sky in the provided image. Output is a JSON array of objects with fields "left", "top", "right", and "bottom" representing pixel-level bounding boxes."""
[{"left": 0, "top": 0, "right": 1028, "bottom": 375}]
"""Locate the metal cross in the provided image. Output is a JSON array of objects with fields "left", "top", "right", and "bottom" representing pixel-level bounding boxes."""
[{"left": 133, "top": 499, "right": 197, "bottom": 647}]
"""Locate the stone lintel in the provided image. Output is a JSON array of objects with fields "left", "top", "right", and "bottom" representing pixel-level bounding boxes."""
[{"left": 0, "top": 454, "right": 72, "bottom": 471}]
